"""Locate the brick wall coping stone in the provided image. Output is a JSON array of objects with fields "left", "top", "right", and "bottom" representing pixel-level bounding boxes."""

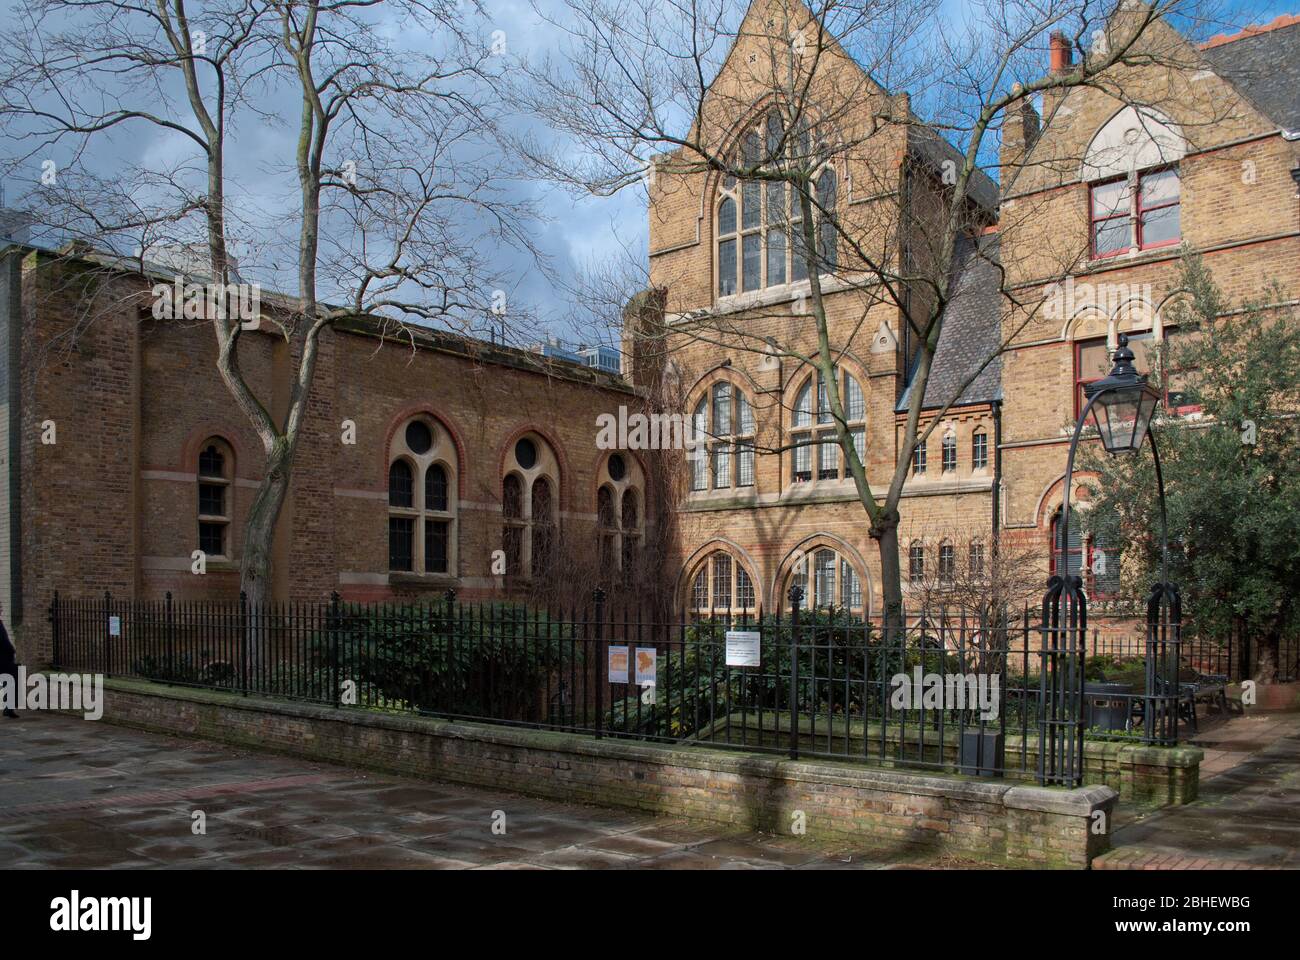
[
  {"left": 88, "top": 678, "right": 1119, "bottom": 866},
  {"left": 1003, "top": 784, "right": 1116, "bottom": 816},
  {"left": 97, "top": 678, "right": 1114, "bottom": 808},
  {"left": 1119, "top": 745, "right": 1205, "bottom": 767}
]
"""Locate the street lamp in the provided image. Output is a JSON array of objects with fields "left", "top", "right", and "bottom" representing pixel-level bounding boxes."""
[
  {"left": 1061, "top": 332, "right": 1169, "bottom": 585},
  {"left": 1082, "top": 334, "right": 1162, "bottom": 455},
  {"left": 1066, "top": 333, "right": 1190, "bottom": 744},
  {"left": 1040, "top": 333, "right": 1185, "bottom": 764},
  {"left": 1040, "top": 331, "right": 1176, "bottom": 784}
]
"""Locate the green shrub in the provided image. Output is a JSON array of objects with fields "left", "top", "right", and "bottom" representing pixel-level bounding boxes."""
[
  {"left": 607, "top": 611, "right": 979, "bottom": 739},
  {"left": 310, "top": 602, "right": 577, "bottom": 722}
]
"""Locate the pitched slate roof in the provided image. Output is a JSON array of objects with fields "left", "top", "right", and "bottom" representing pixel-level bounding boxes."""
[
  {"left": 909, "top": 127, "right": 1001, "bottom": 213},
  {"left": 896, "top": 233, "right": 1003, "bottom": 412},
  {"left": 1200, "top": 16, "right": 1300, "bottom": 135}
]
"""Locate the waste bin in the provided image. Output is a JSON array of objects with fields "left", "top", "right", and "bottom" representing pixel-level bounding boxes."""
[
  {"left": 959, "top": 729, "right": 1005, "bottom": 777},
  {"left": 1084, "top": 682, "right": 1132, "bottom": 731}
]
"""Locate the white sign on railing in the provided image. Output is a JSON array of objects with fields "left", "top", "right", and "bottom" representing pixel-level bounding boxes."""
[{"left": 725, "top": 630, "right": 761, "bottom": 667}]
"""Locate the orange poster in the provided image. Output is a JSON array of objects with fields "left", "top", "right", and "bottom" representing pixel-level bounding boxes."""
[
  {"left": 634, "top": 647, "right": 656, "bottom": 686},
  {"left": 607, "top": 646, "right": 629, "bottom": 684}
]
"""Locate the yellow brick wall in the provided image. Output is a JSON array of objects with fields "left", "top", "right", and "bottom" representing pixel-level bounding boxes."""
[{"left": 643, "top": 7, "right": 1300, "bottom": 615}]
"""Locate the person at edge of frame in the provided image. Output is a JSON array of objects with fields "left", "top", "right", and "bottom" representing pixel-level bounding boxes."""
[{"left": 1, "top": 601, "right": 19, "bottom": 718}]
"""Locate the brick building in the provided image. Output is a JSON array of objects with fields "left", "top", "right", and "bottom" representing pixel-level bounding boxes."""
[
  {"left": 0, "top": 247, "right": 660, "bottom": 661},
  {"left": 3, "top": 2, "right": 1298, "bottom": 663},
  {"left": 995, "top": 13, "right": 1300, "bottom": 588},
  {"left": 630, "top": 2, "right": 1300, "bottom": 618}
]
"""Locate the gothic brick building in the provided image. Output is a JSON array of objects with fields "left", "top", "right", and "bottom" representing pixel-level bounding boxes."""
[
  {"left": 0, "top": 247, "right": 660, "bottom": 662},
  {"left": 631, "top": 2, "right": 1300, "bottom": 619},
  {"left": 3, "top": 2, "right": 1299, "bottom": 665}
]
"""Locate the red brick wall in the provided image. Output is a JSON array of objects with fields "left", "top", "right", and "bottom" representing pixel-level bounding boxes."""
[
  {"left": 14, "top": 258, "right": 657, "bottom": 663},
  {"left": 96, "top": 678, "right": 1119, "bottom": 868}
]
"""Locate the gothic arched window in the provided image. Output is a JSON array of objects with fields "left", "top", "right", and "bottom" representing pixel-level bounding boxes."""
[
  {"left": 691, "top": 381, "right": 756, "bottom": 493},
  {"left": 687, "top": 550, "right": 758, "bottom": 620},
  {"left": 787, "top": 547, "right": 864, "bottom": 616},
  {"left": 388, "top": 416, "right": 458, "bottom": 575},
  {"left": 502, "top": 434, "right": 560, "bottom": 579},
  {"left": 197, "top": 438, "right": 234, "bottom": 559},
  {"left": 715, "top": 112, "right": 839, "bottom": 297},
  {"left": 790, "top": 368, "right": 864, "bottom": 486},
  {"left": 597, "top": 453, "right": 646, "bottom": 578}
]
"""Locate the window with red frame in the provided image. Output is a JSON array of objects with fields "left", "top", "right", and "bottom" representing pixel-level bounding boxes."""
[
  {"left": 1074, "top": 329, "right": 1201, "bottom": 419},
  {"left": 1137, "top": 168, "right": 1180, "bottom": 250},
  {"left": 1089, "top": 167, "right": 1180, "bottom": 259},
  {"left": 1090, "top": 178, "right": 1131, "bottom": 258},
  {"left": 1050, "top": 509, "right": 1120, "bottom": 599}
]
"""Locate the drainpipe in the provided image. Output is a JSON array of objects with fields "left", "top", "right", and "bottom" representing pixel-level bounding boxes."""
[
  {"left": 1, "top": 246, "right": 23, "bottom": 626},
  {"left": 991, "top": 398, "right": 1003, "bottom": 563}
]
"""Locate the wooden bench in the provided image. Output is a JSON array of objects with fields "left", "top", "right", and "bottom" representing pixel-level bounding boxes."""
[{"left": 1127, "top": 665, "right": 1229, "bottom": 733}]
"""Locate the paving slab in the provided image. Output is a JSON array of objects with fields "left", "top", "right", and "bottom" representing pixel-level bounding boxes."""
[
  {"left": 2, "top": 711, "right": 995, "bottom": 870},
  {"left": 1097, "top": 711, "right": 1300, "bottom": 869}
]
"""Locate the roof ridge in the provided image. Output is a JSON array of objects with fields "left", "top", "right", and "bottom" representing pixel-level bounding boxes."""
[{"left": 1201, "top": 12, "right": 1300, "bottom": 49}]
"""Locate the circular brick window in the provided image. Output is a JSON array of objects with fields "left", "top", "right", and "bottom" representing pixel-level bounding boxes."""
[
  {"left": 515, "top": 437, "right": 537, "bottom": 470},
  {"left": 405, "top": 420, "right": 433, "bottom": 455},
  {"left": 607, "top": 453, "right": 626, "bottom": 481}
]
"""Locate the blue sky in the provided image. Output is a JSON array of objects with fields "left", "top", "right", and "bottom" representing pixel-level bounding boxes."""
[
  {"left": 1, "top": 0, "right": 1295, "bottom": 348},
  {"left": 512, "top": 0, "right": 1296, "bottom": 342}
]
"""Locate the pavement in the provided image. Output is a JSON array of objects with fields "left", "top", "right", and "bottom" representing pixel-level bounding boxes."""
[
  {"left": 1095, "top": 710, "right": 1300, "bottom": 870},
  {"left": 9, "top": 706, "right": 1297, "bottom": 871},
  {"left": 1, "top": 711, "right": 990, "bottom": 870}
]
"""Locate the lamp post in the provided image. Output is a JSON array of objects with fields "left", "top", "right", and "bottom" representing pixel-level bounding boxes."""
[
  {"left": 1058, "top": 333, "right": 1168, "bottom": 588},
  {"left": 1054, "top": 332, "right": 1178, "bottom": 747}
]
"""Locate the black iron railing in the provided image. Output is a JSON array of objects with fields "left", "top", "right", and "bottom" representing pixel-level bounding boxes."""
[
  {"left": 49, "top": 588, "right": 1211, "bottom": 786},
  {"left": 1087, "top": 627, "right": 1296, "bottom": 684}
]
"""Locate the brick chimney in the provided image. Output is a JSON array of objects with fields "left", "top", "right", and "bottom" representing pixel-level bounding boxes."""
[
  {"left": 999, "top": 97, "right": 1041, "bottom": 180},
  {"left": 1049, "top": 31, "right": 1073, "bottom": 73},
  {"left": 1041, "top": 31, "right": 1075, "bottom": 118},
  {"left": 620, "top": 286, "right": 668, "bottom": 388}
]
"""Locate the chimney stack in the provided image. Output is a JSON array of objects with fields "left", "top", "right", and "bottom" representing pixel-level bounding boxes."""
[
  {"left": 1049, "top": 31, "right": 1073, "bottom": 73},
  {"left": 999, "top": 98, "right": 1041, "bottom": 177}
]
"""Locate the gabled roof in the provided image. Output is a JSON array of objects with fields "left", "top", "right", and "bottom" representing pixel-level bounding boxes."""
[
  {"left": 896, "top": 233, "right": 1003, "bottom": 412},
  {"left": 700, "top": 0, "right": 1001, "bottom": 213},
  {"left": 909, "top": 127, "right": 1000, "bottom": 213},
  {"left": 1200, "top": 16, "right": 1300, "bottom": 135}
]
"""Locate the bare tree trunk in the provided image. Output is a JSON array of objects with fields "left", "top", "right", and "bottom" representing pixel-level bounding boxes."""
[
  {"left": 236, "top": 441, "right": 294, "bottom": 686},
  {"left": 871, "top": 510, "right": 903, "bottom": 636},
  {"left": 240, "top": 442, "right": 293, "bottom": 611}
]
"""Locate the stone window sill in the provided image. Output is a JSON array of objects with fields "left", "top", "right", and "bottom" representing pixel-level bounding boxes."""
[{"left": 388, "top": 572, "right": 460, "bottom": 588}]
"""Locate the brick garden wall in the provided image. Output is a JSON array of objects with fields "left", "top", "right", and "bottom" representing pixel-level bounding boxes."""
[
  {"left": 712, "top": 711, "right": 1203, "bottom": 805},
  {"left": 95, "top": 677, "right": 1119, "bottom": 868}
]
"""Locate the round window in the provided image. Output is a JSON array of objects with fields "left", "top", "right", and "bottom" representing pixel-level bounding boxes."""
[
  {"left": 515, "top": 437, "right": 537, "bottom": 470},
  {"left": 607, "top": 453, "right": 626, "bottom": 481},
  {"left": 405, "top": 420, "right": 433, "bottom": 455}
]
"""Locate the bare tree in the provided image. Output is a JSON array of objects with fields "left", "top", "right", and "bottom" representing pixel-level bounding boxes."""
[
  {"left": 880, "top": 524, "right": 1042, "bottom": 676},
  {"left": 1, "top": 0, "right": 545, "bottom": 608},
  {"left": 904, "top": 526, "right": 1042, "bottom": 621},
  {"left": 514, "top": 0, "right": 1241, "bottom": 628}
]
